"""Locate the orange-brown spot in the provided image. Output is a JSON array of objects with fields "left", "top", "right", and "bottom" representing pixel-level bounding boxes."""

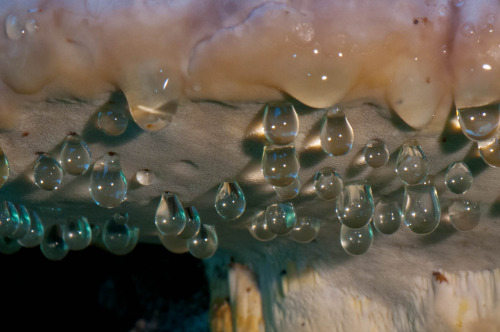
[
  {"left": 21, "top": 132, "right": 29, "bottom": 137},
  {"left": 433, "top": 271, "right": 448, "bottom": 284}
]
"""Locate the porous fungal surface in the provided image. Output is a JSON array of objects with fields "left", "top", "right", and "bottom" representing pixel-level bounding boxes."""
[{"left": 2, "top": 0, "right": 500, "bottom": 331}]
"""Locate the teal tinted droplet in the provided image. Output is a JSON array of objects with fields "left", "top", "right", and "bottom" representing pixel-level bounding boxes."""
[
  {"left": 5, "top": 14, "right": 24, "bottom": 41},
  {"left": 373, "top": 198, "right": 402, "bottom": 235},
  {"left": 187, "top": 224, "right": 218, "bottom": 259},
  {"left": 0, "top": 201, "right": 19, "bottom": 237},
  {"left": 178, "top": 206, "right": 201, "bottom": 239},
  {"left": 111, "top": 226, "right": 139, "bottom": 255},
  {"left": 265, "top": 202, "right": 297, "bottom": 235},
  {"left": 155, "top": 192, "right": 186, "bottom": 235},
  {"left": 479, "top": 138, "right": 500, "bottom": 167},
  {"left": 40, "top": 224, "right": 69, "bottom": 261},
  {"left": 314, "top": 167, "right": 343, "bottom": 200},
  {"left": 135, "top": 169, "right": 154, "bottom": 186},
  {"left": 262, "top": 145, "right": 300, "bottom": 187},
  {"left": 8, "top": 204, "right": 30, "bottom": 239},
  {"left": 0, "top": 147, "right": 10, "bottom": 189},
  {"left": 364, "top": 139, "right": 390, "bottom": 168},
  {"left": 263, "top": 102, "right": 299, "bottom": 145},
  {"left": 102, "top": 219, "right": 131, "bottom": 254},
  {"left": 320, "top": 106, "right": 354, "bottom": 156},
  {"left": 159, "top": 233, "right": 188, "bottom": 254},
  {"left": 396, "top": 141, "right": 428, "bottom": 185},
  {"left": 457, "top": 104, "right": 500, "bottom": 142},
  {"left": 340, "top": 223, "right": 373, "bottom": 256},
  {"left": 18, "top": 210, "right": 44, "bottom": 248},
  {"left": 444, "top": 162, "right": 473, "bottom": 194},
  {"left": 0, "top": 237, "right": 22, "bottom": 254},
  {"left": 214, "top": 182, "right": 246, "bottom": 220},
  {"left": 63, "top": 216, "right": 92, "bottom": 251},
  {"left": 98, "top": 106, "right": 129, "bottom": 136},
  {"left": 273, "top": 177, "right": 301, "bottom": 201},
  {"left": 34, "top": 153, "right": 63, "bottom": 190},
  {"left": 248, "top": 211, "right": 276, "bottom": 242},
  {"left": 113, "top": 212, "right": 129, "bottom": 225},
  {"left": 290, "top": 217, "right": 321, "bottom": 243},
  {"left": 336, "top": 183, "right": 374, "bottom": 229},
  {"left": 403, "top": 184, "right": 441, "bottom": 234},
  {"left": 59, "top": 133, "right": 91, "bottom": 175},
  {"left": 449, "top": 200, "right": 480, "bottom": 231},
  {"left": 90, "top": 152, "right": 127, "bottom": 208}
]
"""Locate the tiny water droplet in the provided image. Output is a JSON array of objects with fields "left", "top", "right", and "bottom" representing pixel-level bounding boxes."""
[
  {"left": 479, "top": 138, "right": 500, "bottom": 167},
  {"left": 90, "top": 152, "right": 127, "bottom": 208},
  {"left": 41, "top": 224, "right": 69, "bottom": 261},
  {"left": 214, "top": 182, "right": 246, "bottom": 220},
  {"left": 187, "top": 224, "right": 218, "bottom": 259},
  {"left": 461, "top": 22, "right": 475, "bottom": 38},
  {"left": 178, "top": 206, "right": 201, "bottom": 239},
  {"left": 273, "top": 177, "right": 301, "bottom": 200},
  {"left": 155, "top": 192, "right": 186, "bottom": 235},
  {"left": 444, "top": 162, "right": 473, "bottom": 194},
  {"left": 320, "top": 106, "right": 354, "bottom": 156},
  {"left": 248, "top": 211, "right": 276, "bottom": 242},
  {"left": 336, "top": 183, "right": 374, "bottom": 229},
  {"left": 396, "top": 141, "right": 428, "bottom": 185},
  {"left": 314, "top": 167, "right": 343, "bottom": 200},
  {"left": 135, "top": 169, "right": 154, "bottom": 186},
  {"left": 97, "top": 106, "right": 129, "bottom": 136},
  {"left": 34, "top": 153, "right": 63, "bottom": 190},
  {"left": 263, "top": 102, "right": 299, "bottom": 145},
  {"left": 373, "top": 199, "right": 402, "bottom": 235},
  {"left": 290, "top": 217, "right": 321, "bottom": 243},
  {"left": 261, "top": 145, "right": 300, "bottom": 187},
  {"left": 453, "top": 0, "right": 465, "bottom": 7},
  {"left": 25, "top": 19, "right": 39, "bottom": 34},
  {"left": 63, "top": 216, "right": 92, "bottom": 250},
  {"left": 403, "top": 184, "right": 441, "bottom": 234},
  {"left": 102, "top": 219, "right": 131, "bottom": 254},
  {"left": 60, "top": 133, "right": 91, "bottom": 175},
  {"left": 0, "top": 147, "right": 10, "bottom": 189},
  {"left": 5, "top": 14, "right": 24, "bottom": 41},
  {"left": 17, "top": 210, "right": 44, "bottom": 248},
  {"left": 340, "top": 223, "right": 373, "bottom": 255},
  {"left": 113, "top": 212, "right": 129, "bottom": 224},
  {"left": 265, "top": 202, "right": 297, "bottom": 235},
  {"left": 0, "top": 201, "right": 19, "bottom": 237},
  {"left": 8, "top": 204, "right": 30, "bottom": 239},
  {"left": 448, "top": 200, "right": 480, "bottom": 231},
  {"left": 364, "top": 139, "right": 390, "bottom": 168},
  {"left": 457, "top": 104, "right": 500, "bottom": 142},
  {"left": 159, "top": 233, "right": 188, "bottom": 254},
  {"left": 111, "top": 226, "right": 139, "bottom": 255}
]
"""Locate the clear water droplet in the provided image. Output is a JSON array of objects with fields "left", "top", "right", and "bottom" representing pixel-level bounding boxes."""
[
  {"left": 25, "top": 19, "right": 39, "bottom": 34},
  {"left": 90, "top": 152, "right": 127, "bottom": 208},
  {"left": 155, "top": 192, "right": 186, "bottom": 235},
  {"left": 102, "top": 219, "right": 131, "bottom": 254},
  {"left": 8, "top": 204, "right": 30, "bottom": 239},
  {"left": 457, "top": 104, "right": 500, "bottom": 142},
  {"left": 135, "top": 169, "right": 154, "bottom": 186},
  {"left": 479, "top": 138, "right": 500, "bottom": 167},
  {"left": 63, "top": 216, "right": 92, "bottom": 251},
  {"left": 453, "top": 0, "right": 465, "bottom": 7},
  {"left": 461, "top": 22, "right": 475, "bottom": 38},
  {"left": 159, "top": 233, "right": 188, "bottom": 254},
  {"left": 364, "top": 139, "right": 390, "bottom": 168},
  {"left": 444, "top": 162, "right": 473, "bottom": 194},
  {"left": 178, "top": 206, "right": 201, "bottom": 239},
  {"left": 314, "top": 167, "right": 343, "bottom": 200},
  {"left": 262, "top": 145, "right": 300, "bottom": 187},
  {"left": 448, "top": 200, "right": 480, "bottom": 231},
  {"left": 60, "top": 133, "right": 91, "bottom": 175},
  {"left": 340, "top": 223, "right": 373, "bottom": 255},
  {"left": 373, "top": 199, "right": 402, "bottom": 235},
  {"left": 273, "top": 177, "right": 301, "bottom": 200},
  {"left": 403, "top": 184, "right": 441, "bottom": 234},
  {"left": 97, "top": 106, "right": 129, "bottom": 136},
  {"left": 187, "top": 224, "right": 218, "bottom": 259},
  {"left": 0, "top": 236, "right": 21, "bottom": 254},
  {"left": 290, "top": 217, "right": 321, "bottom": 243},
  {"left": 17, "top": 210, "right": 44, "bottom": 248},
  {"left": 40, "top": 224, "right": 69, "bottom": 261},
  {"left": 34, "top": 153, "right": 63, "bottom": 190},
  {"left": 263, "top": 102, "right": 299, "bottom": 145},
  {"left": 336, "top": 183, "right": 374, "bottom": 229},
  {"left": 0, "top": 147, "right": 10, "bottom": 189},
  {"left": 214, "top": 182, "right": 246, "bottom": 220},
  {"left": 113, "top": 212, "right": 129, "bottom": 224},
  {"left": 396, "top": 141, "right": 428, "bottom": 185},
  {"left": 320, "top": 106, "right": 354, "bottom": 156},
  {"left": 248, "top": 211, "right": 276, "bottom": 242},
  {"left": 5, "top": 14, "right": 24, "bottom": 41},
  {"left": 265, "top": 202, "right": 297, "bottom": 235},
  {"left": 0, "top": 201, "right": 19, "bottom": 237},
  {"left": 111, "top": 226, "right": 139, "bottom": 255}
]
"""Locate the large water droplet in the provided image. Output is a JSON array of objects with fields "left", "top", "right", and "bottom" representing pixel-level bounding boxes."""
[
  {"left": 479, "top": 139, "right": 500, "bottom": 167},
  {"left": 8, "top": 204, "right": 30, "bottom": 239},
  {"left": 403, "top": 184, "right": 441, "bottom": 234},
  {"left": 373, "top": 199, "right": 402, "bottom": 235},
  {"left": 273, "top": 177, "right": 301, "bottom": 200},
  {"left": 340, "top": 223, "right": 373, "bottom": 255},
  {"left": 0, "top": 237, "right": 21, "bottom": 254},
  {"left": 248, "top": 211, "right": 276, "bottom": 242},
  {"left": 102, "top": 219, "right": 131, "bottom": 254},
  {"left": 320, "top": 106, "right": 354, "bottom": 156},
  {"left": 336, "top": 183, "right": 374, "bottom": 229},
  {"left": 34, "top": 153, "right": 63, "bottom": 190},
  {"left": 111, "top": 226, "right": 139, "bottom": 255},
  {"left": 0, "top": 147, "right": 10, "bottom": 189},
  {"left": 265, "top": 202, "right": 297, "bottom": 235},
  {"left": 155, "top": 192, "right": 186, "bottom": 235},
  {"left": 40, "top": 224, "right": 69, "bottom": 261},
  {"left": 135, "top": 169, "right": 154, "bottom": 186},
  {"left": 290, "top": 217, "right": 321, "bottom": 243},
  {"left": 178, "top": 206, "right": 201, "bottom": 239},
  {"left": 187, "top": 224, "right": 218, "bottom": 259},
  {"left": 314, "top": 167, "right": 343, "bottom": 200},
  {"left": 262, "top": 145, "right": 300, "bottom": 187},
  {"left": 214, "top": 182, "right": 246, "bottom": 220},
  {"left": 457, "top": 104, "right": 500, "bottom": 142},
  {"left": 364, "top": 139, "right": 390, "bottom": 168},
  {"left": 444, "top": 162, "right": 473, "bottom": 194},
  {"left": 5, "top": 14, "right": 24, "bottom": 41},
  {"left": 97, "top": 106, "right": 129, "bottom": 136},
  {"left": 448, "top": 200, "right": 480, "bottom": 231},
  {"left": 263, "top": 102, "right": 299, "bottom": 145},
  {"left": 17, "top": 210, "right": 44, "bottom": 248},
  {"left": 90, "top": 152, "right": 127, "bottom": 208},
  {"left": 63, "top": 216, "right": 92, "bottom": 251},
  {"left": 60, "top": 133, "right": 91, "bottom": 175},
  {"left": 0, "top": 201, "right": 19, "bottom": 237},
  {"left": 159, "top": 233, "right": 188, "bottom": 254},
  {"left": 396, "top": 141, "right": 428, "bottom": 185}
]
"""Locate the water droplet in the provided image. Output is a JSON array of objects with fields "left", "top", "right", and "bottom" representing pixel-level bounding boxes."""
[
  {"left": 314, "top": 167, "right": 343, "bottom": 200},
  {"left": 396, "top": 141, "right": 428, "bottom": 185},
  {"left": 155, "top": 192, "right": 186, "bottom": 235},
  {"left": 265, "top": 202, "right": 297, "bottom": 235},
  {"left": 113, "top": 212, "right": 129, "bottom": 224},
  {"left": 448, "top": 200, "right": 480, "bottom": 231},
  {"left": 479, "top": 138, "right": 500, "bottom": 167},
  {"left": 403, "top": 184, "right": 441, "bottom": 234},
  {"left": 97, "top": 106, "right": 129, "bottom": 136},
  {"left": 0, "top": 147, "right": 10, "bottom": 189},
  {"left": 135, "top": 169, "right": 154, "bottom": 186},
  {"left": 159, "top": 233, "right": 188, "bottom": 254},
  {"left": 290, "top": 217, "right": 321, "bottom": 243},
  {"left": 178, "top": 206, "right": 201, "bottom": 239},
  {"left": 461, "top": 22, "right": 475, "bottom": 38},
  {"left": 5, "top": 14, "right": 24, "bottom": 41},
  {"left": 320, "top": 106, "right": 354, "bottom": 156},
  {"left": 438, "top": 5, "right": 447, "bottom": 16},
  {"left": 444, "top": 162, "right": 473, "bottom": 194},
  {"left": 248, "top": 211, "right": 276, "bottom": 242},
  {"left": 373, "top": 199, "right": 402, "bottom": 235},
  {"left": 364, "top": 139, "right": 390, "bottom": 168},
  {"left": 457, "top": 104, "right": 500, "bottom": 142},
  {"left": 187, "top": 224, "right": 218, "bottom": 259},
  {"left": 34, "top": 153, "right": 63, "bottom": 190},
  {"left": 0, "top": 201, "right": 19, "bottom": 237},
  {"left": 263, "top": 102, "right": 299, "bottom": 145},
  {"left": 214, "top": 182, "right": 246, "bottom": 220},
  {"left": 63, "top": 216, "right": 92, "bottom": 251},
  {"left": 336, "top": 183, "right": 374, "bottom": 229},
  {"left": 453, "top": 0, "right": 465, "bottom": 7},
  {"left": 60, "top": 133, "right": 91, "bottom": 175},
  {"left": 41, "top": 224, "right": 69, "bottom": 261},
  {"left": 273, "top": 177, "right": 301, "bottom": 200},
  {"left": 111, "top": 226, "right": 139, "bottom": 255},
  {"left": 261, "top": 145, "right": 300, "bottom": 187},
  {"left": 102, "top": 219, "right": 131, "bottom": 254},
  {"left": 25, "top": 19, "right": 39, "bottom": 34},
  {"left": 340, "top": 223, "right": 373, "bottom": 255},
  {"left": 0, "top": 237, "right": 21, "bottom": 254},
  {"left": 90, "top": 152, "right": 127, "bottom": 208},
  {"left": 17, "top": 210, "right": 44, "bottom": 248},
  {"left": 8, "top": 204, "right": 30, "bottom": 239}
]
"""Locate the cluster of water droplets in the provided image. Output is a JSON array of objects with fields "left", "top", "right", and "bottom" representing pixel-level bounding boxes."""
[{"left": 5, "top": 12, "right": 39, "bottom": 41}]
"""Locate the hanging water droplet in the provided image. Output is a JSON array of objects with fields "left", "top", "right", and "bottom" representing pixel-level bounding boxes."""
[
  {"left": 263, "top": 102, "right": 299, "bottom": 145},
  {"left": 111, "top": 226, "right": 139, "bottom": 255},
  {"left": 444, "top": 162, "right": 473, "bottom": 194},
  {"left": 273, "top": 177, "right": 301, "bottom": 200},
  {"left": 187, "top": 224, "right": 218, "bottom": 259},
  {"left": 63, "top": 216, "right": 92, "bottom": 251},
  {"left": 265, "top": 202, "right": 297, "bottom": 235},
  {"left": 178, "top": 206, "right": 201, "bottom": 240},
  {"left": 0, "top": 201, "right": 19, "bottom": 237},
  {"left": 262, "top": 145, "right": 300, "bottom": 187},
  {"left": 0, "top": 237, "right": 22, "bottom": 254},
  {"left": 214, "top": 182, "right": 246, "bottom": 220},
  {"left": 8, "top": 204, "right": 30, "bottom": 239},
  {"left": 314, "top": 167, "right": 343, "bottom": 200},
  {"left": 97, "top": 106, "right": 129, "bottom": 136},
  {"left": 457, "top": 104, "right": 500, "bottom": 142},
  {"left": 290, "top": 217, "right": 321, "bottom": 243},
  {"left": 453, "top": 0, "right": 465, "bottom": 8},
  {"left": 59, "top": 133, "right": 91, "bottom": 175},
  {"left": 403, "top": 184, "right": 441, "bottom": 234},
  {"left": 396, "top": 141, "right": 428, "bottom": 185},
  {"left": 336, "top": 183, "right": 374, "bottom": 229},
  {"left": 18, "top": 210, "right": 44, "bottom": 248},
  {"left": 340, "top": 223, "right": 373, "bottom": 255},
  {"left": 89, "top": 152, "right": 127, "bottom": 208},
  {"left": 0, "top": 147, "right": 10, "bottom": 189},
  {"left": 40, "top": 224, "right": 69, "bottom": 261},
  {"left": 135, "top": 169, "right": 154, "bottom": 186},
  {"left": 5, "top": 14, "right": 24, "bottom": 41},
  {"left": 364, "top": 139, "right": 390, "bottom": 168},
  {"left": 479, "top": 138, "right": 500, "bottom": 167},
  {"left": 320, "top": 106, "right": 354, "bottom": 156},
  {"left": 25, "top": 19, "right": 39, "bottom": 34},
  {"left": 34, "top": 153, "right": 64, "bottom": 190},
  {"left": 373, "top": 198, "right": 402, "bottom": 235},
  {"left": 102, "top": 218, "right": 131, "bottom": 254},
  {"left": 448, "top": 200, "right": 480, "bottom": 231},
  {"left": 159, "top": 233, "right": 188, "bottom": 254},
  {"left": 155, "top": 192, "right": 186, "bottom": 235},
  {"left": 248, "top": 211, "right": 276, "bottom": 242}
]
